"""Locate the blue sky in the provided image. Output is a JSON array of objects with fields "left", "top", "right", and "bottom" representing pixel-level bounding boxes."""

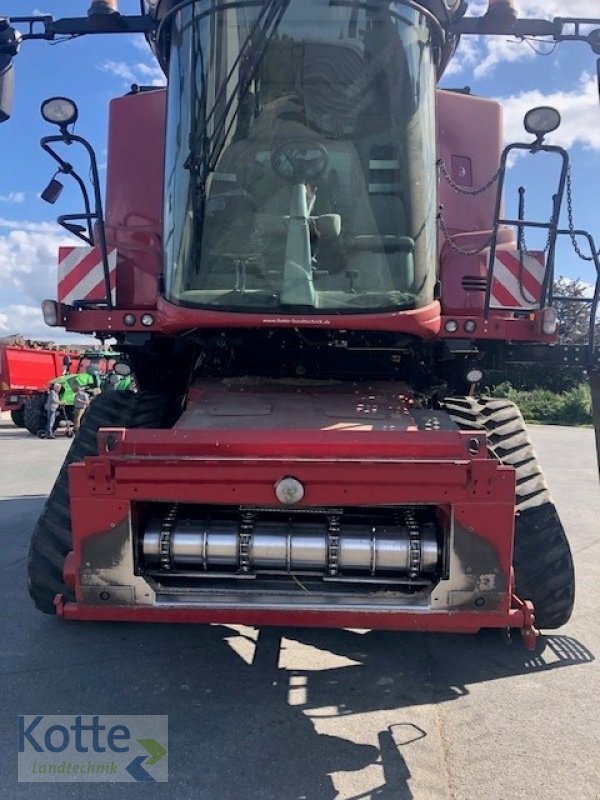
[{"left": 0, "top": 0, "right": 599, "bottom": 342}]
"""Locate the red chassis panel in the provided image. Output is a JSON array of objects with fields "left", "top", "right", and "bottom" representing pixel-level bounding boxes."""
[
  {"left": 58, "top": 299, "right": 556, "bottom": 346},
  {"left": 56, "top": 423, "right": 536, "bottom": 643}
]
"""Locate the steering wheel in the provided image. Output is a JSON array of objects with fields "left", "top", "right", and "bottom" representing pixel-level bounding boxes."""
[{"left": 271, "top": 140, "right": 329, "bottom": 183}]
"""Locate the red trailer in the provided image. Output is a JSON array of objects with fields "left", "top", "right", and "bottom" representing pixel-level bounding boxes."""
[{"left": 0, "top": 340, "right": 80, "bottom": 426}]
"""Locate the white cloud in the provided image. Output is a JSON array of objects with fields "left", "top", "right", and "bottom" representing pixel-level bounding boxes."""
[
  {"left": 465, "top": 0, "right": 488, "bottom": 13},
  {"left": 0, "top": 192, "right": 26, "bottom": 204},
  {"left": 0, "top": 303, "right": 96, "bottom": 344},
  {"left": 473, "top": 36, "right": 536, "bottom": 78},
  {"left": 498, "top": 72, "right": 600, "bottom": 151},
  {"left": 0, "top": 219, "right": 100, "bottom": 342},
  {"left": 0, "top": 304, "right": 46, "bottom": 336},
  {"left": 518, "top": 1, "right": 597, "bottom": 17},
  {"left": 0, "top": 219, "right": 75, "bottom": 309},
  {"left": 99, "top": 59, "right": 166, "bottom": 88},
  {"left": 446, "top": 32, "right": 537, "bottom": 81},
  {"left": 131, "top": 33, "right": 153, "bottom": 52},
  {"left": 97, "top": 28, "right": 165, "bottom": 88},
  {"left": 447, "top": 1, "right": 599, "bottom": 79},
  {"left": 463, "top": 1, "right": 596, "bottom": 20},
  {"left": 0, "top": 217, "right": 62, "bottom": 234},
  {"left": 444, "top": 36, "right": 481, "bottom": 78}
]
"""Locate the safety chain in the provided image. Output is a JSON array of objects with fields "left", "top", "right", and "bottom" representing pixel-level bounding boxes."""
[
  {"left": 327, "top": 514, "right": 341, "bottom": 576},
  {"left": 439, "top": 158, "right": 599, "bottom": 268},
  {"left": 437, "top": 209, "right": 495, "bottom": 256},
  {"left": 159, "top": 504, "right": 179, "bottom": 571},
  {"left": 437, "top": 159, "right": 502, "bottom": 196},
  {"left": 566, "top": 166, "right": 598, "bottom": 263},
  {"left": 518, "top": 190, "right": 552, "bottom": 258},
  {"left": 238, "top": 510, "right": 255, "bottom": 574}
]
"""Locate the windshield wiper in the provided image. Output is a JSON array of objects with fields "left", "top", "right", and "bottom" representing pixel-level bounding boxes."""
[{"left": 185, "top": 0, "right": 290, "bottom": 183}]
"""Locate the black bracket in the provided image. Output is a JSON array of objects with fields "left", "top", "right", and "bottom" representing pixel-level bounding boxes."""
[
  {"left": 1, "top": 14, "right": 156, "bottom": 44},
  {"left": 504, "top": 344, "right": 600, "bottom": 370},
  {"left": 451, "top": 15, "right": 600, "bottom": 54}
]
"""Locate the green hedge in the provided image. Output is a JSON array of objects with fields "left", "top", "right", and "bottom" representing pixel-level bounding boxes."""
[{"left": 490, "top": 382, "right": 592, "bottom": 426}]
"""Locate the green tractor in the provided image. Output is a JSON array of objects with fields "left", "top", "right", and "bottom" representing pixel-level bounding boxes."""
[{"left": 23, "top": 351, "right": 134, "bottom": 436}]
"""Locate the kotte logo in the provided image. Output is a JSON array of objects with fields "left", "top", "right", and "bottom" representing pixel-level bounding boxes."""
[{"left": 18, "top": 715, "right": 168, "bottom": 783}]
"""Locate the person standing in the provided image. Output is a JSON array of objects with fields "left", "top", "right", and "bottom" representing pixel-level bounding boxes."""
[
  {"left": 72, "top": 387, "right": 90, "bottom": 433},
  {"left": 45, "top": 383, "right": 62, "bottom": 439}
]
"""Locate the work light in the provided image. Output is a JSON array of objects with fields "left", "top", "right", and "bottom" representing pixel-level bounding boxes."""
[{"left": 40, "top": 96, "right": 78, "bottom": 129}]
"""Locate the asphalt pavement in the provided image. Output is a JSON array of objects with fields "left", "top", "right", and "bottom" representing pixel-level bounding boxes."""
[{"left": 1, "top": 414, "right": 598, "bottom": 800}]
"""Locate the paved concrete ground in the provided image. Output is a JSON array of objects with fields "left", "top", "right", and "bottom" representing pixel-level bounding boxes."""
[{"left": 1, "top": 415, "right": 598, "bottom": 799}]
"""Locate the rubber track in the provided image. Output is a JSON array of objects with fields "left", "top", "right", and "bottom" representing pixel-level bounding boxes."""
[
  {"left": 443, "top": 396, "right": 575, "bottom": 628},
  {"left": 27, "top": 391, "right": 169, "bottom": 614},
  {"left": 443, "top": 396, "right": 549, "bottom": 511}
]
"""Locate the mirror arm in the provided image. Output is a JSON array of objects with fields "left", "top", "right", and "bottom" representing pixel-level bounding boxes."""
[
  {"left": 5, "top": 14, "right": 155, "bottom": 42},
  {"left": 41, "top": 131, "right": 112, "bottom": 307},
  {"left": 61, "top": 132, "right": 113, "bottom": 309},
  {"left": 450, "top": 16, "right": 600, "bottom": 54},
  {"left": 57, "top": 215, "right": 95, "bottom": 246},
  {"left": 40, "top": 133, "right": 113, "bottom": 307},
  {"left": 41, "top": 137, "right": 95, "bottom": 244}
]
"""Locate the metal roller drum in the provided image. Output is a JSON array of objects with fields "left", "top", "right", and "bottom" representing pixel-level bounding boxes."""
[{"left": 142, "top": 515, "right": 440, "bottom": 577}]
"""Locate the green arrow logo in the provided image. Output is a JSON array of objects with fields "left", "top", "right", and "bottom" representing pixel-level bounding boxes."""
[{"left": 137, "top": 739, "right": 167, "bottom": 766}]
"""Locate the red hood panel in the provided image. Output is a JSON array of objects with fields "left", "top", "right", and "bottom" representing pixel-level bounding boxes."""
[{"left": 178, "top": 380, "right": 420, "bottom": 433}]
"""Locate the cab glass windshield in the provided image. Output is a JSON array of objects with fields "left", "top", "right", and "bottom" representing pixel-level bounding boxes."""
[{"left": 163, "top": 0, "right": 439, "bottom": 313}]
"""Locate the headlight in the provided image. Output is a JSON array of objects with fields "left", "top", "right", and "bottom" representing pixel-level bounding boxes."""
[{"left": 41, "top": 299, "right": 59, "bottom": 327}]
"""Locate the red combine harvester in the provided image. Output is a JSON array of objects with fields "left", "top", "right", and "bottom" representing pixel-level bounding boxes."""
[
  {"left": 1, "top": 0, "right": 599, "bottom": 647},
  {"left": 0, "top": 338, "right": 80, "bottom": 426}
]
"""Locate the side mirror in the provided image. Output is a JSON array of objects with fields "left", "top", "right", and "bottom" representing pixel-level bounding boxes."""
[
  {"left": 0, "top": 59, "right": 14, "bottom": 123},
  {"left": 41, "top": 176, "right": 64, "bottom": 204},
  {"left": 0, "top": 19, "right": 20, "bottom": 123}
]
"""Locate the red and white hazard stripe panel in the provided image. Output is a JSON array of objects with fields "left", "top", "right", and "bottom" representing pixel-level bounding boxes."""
[
  {"left": 489, "top": 249, "right": 546, "bottom": 309},
  {"left": 57, "top": 246, "right": 117, "bottom": 306}
]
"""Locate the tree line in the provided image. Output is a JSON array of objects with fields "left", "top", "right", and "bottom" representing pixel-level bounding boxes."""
[{"left": 487, "top": 277, "right": 595, "bottom": 425}]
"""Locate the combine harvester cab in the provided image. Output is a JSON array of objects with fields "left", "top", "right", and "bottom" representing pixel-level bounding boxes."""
[{"left": 2, "top": 0, "right": 599, "bottom": 647}]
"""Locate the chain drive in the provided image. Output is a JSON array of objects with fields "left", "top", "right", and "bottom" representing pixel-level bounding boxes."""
[
  {"left": 400, "top": 509, "right": 422, "bottom": 579},
  {"left": 159, "top": 504, "right": 178, "bottom": 571},
  {"left": 238, "top": 510, "right": 255, "bottom": 574},
  {"left": 327, "top": 514, "right": 341, "bottom": 576}
]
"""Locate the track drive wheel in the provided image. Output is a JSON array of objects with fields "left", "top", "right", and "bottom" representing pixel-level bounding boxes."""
[
  {"left": 10, "top": 406, "right": 25, "bottom": 427},
  {"left": 444, "top": 396, "right": 575, "bottom": 629},
  {"left": 27, "top": 391, "right": 171, "bottom": 614},
  {"left": 23, "top": 394, "right": 48, "bottom": 436}
]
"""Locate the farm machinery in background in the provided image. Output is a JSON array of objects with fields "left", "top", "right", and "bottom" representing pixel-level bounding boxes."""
[
  {"left": 22, "top": 349, "right": 134, "bottom": 436},
  {"left": 0, "top": 0, "right": 599, "bottom": 647},
  {"left": 0, "top": 337, "right": 132, "bottom": 433},
  {"left": 0, "top": 337, "right": 82, "bottom": 426}
]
